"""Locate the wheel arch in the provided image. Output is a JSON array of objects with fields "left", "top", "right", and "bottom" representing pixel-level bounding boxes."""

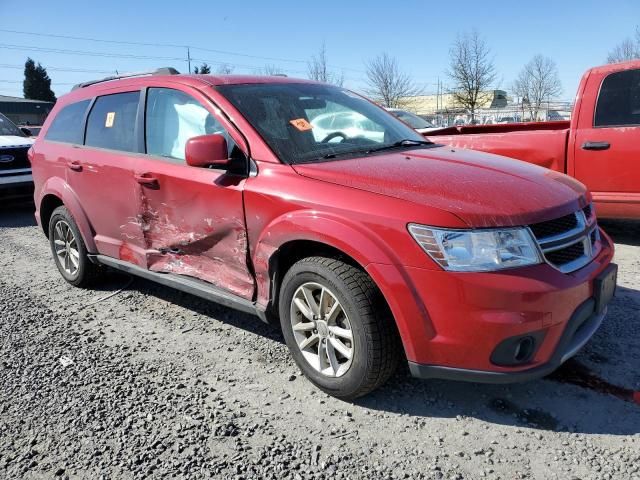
[{"left": 36, "top": 177, "right": 97, "bottom": 253}]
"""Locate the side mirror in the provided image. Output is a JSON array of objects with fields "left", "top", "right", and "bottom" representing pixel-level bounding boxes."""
[
  {"left": 20, "top": 127, "right": 32, "bottom": 137},
  {"left": 185, "top": 134, "right": 230, "bottom": 168}
]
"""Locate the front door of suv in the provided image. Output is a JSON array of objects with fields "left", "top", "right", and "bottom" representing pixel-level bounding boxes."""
[{"left": 130, "top": 86, "right": 254, "bottom": 299}]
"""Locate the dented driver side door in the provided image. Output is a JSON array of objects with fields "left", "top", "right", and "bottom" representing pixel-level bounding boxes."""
[{"left": 130, "top": 85, "right": 254, "bottom": 300}]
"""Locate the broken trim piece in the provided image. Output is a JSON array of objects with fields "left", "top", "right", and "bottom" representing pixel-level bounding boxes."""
[{"left": 92, "top": 255, "right": 268, "bottom": 322}]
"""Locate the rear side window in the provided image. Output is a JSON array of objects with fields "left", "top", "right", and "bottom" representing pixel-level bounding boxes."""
[
  {"left": 85, "top": 92, "right": 140, "bottom": 152},
  {"left": 594, "top": 69, "right": 640, "bottom": 127},
  {"left": 45, "top": 100, "right": 90, "bottom": 144}
]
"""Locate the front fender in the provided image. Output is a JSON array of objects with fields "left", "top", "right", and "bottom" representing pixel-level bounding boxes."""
[
  {"left": 37, "top": 176, "right": 97, "bottom": 253},
  {"left": 251, "top": 210, "right": 434, "bottom": 358}
]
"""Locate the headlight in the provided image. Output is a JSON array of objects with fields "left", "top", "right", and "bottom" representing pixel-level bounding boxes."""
[{"left": 408, "top": 224, "right": 542, "bottom": 272}]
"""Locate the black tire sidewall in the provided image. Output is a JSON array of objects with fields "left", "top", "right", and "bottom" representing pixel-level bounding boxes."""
[
  {"left": 48, "top": 206, "right": 90, "bottom": 286},
  {"left": 279, "top": 262, "right": 373, "bottom": 399}
]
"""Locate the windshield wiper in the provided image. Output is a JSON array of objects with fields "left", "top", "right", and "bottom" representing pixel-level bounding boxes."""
[
  {"left": 306, "top": 139, "right": 433, "bottom": 163},
  {"left": 366, "top": 139, "right": 433, "bottom": 154}
]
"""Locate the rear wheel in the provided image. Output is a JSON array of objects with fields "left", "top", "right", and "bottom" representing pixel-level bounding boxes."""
[
  {"left": 48, "top": 206, "right": 100, "bottom": 287},
  {"left": 279, "top": 257, "right": 400, "bottom": 400}
]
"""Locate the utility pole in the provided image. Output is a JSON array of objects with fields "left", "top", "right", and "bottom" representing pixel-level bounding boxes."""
[{"left": 187, "top": 47, "right": 192, "bottom": 74}]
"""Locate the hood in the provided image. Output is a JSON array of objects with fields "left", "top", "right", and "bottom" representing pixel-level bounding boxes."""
[
  {"left": 292, "top": 146, "right": 587, "bottom": 228},
  {"left": 0, "top": 135, "right": 34, "bottom": 148}
]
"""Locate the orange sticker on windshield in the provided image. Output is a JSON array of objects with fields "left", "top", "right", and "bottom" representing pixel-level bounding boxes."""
[{"left": 289, "top": 118, "right": 313, "bottom": 131}]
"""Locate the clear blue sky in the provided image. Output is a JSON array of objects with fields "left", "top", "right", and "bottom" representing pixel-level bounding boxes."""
[{"left": 0, "top": 0, "right": 638, "bottom": 101}]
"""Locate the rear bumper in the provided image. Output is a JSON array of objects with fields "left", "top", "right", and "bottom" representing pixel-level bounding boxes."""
[{"left": 408, "top": 298, "right": 606, "bottom": 383}]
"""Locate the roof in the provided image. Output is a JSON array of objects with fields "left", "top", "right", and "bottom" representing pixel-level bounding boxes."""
[
  {"left": 184, "top": 74, "right": 317, "bottom": 86},
  {"left": 0, "top": 95, "right": 54, "bottom": 105}
]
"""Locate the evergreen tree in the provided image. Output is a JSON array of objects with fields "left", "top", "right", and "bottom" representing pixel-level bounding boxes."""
[
  {"left": 23, "top": 58, "right": 56, "bottom": 102},
  {"left": 193, "top": 63, "right": 211, "bottom": 74}
]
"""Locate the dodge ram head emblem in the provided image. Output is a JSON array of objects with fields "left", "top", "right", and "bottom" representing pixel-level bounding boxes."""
[{"left": 0, "top": 155, "right": 15, "bottom": 163}]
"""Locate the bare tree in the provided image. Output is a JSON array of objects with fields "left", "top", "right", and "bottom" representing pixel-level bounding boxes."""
[
  {"left": 512, "top": 55, "right": 562, "bottom": 121},
  {"left": 447, "top": 30, "right": 497, "bottom": 121},
  {"left": 607, "top": 28, "right": 640, "bottom": 63},
  {"left": 215, "top": 63, "right": 234, "bottom": 75},
  {"left": 260, "top": 64, "right": 285, "bottom": 76},
  {"left": 364, "top": 53, "right": 421, "bottom": 108},
  {"left": 307, "top": 43, "right": 344, "bottom": 86}
]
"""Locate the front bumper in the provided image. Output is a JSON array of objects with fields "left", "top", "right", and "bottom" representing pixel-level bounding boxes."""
[
  {"left": 0, "top": 170, "right": 33, "bottom": 190},
  {"left": 366, "top": 230, "right": 615, "bottom": 382},
  {"left": 408, "top": 296, "right": 607, "bottom": 383}
]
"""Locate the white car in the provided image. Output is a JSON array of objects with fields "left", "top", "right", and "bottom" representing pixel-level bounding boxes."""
[
  {"left": 0, "top": 113, "right": 34, "bottom": 194},
  {"left": 385, "top": 108, "right": 437, "bottom": 134},
  {"left": 310, "top": 111, "right": 385, "bottom": 143}
]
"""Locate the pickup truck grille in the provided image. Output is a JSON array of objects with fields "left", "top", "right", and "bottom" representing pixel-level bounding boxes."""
[
  {"left": 0, "top": 146, "right": 31, "bottom": 171},
  {"left": 529, "top": 205, "right": 600, "bottom": 273}
]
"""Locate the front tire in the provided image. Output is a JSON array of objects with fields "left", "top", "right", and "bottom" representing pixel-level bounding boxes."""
[
  {"left": 48, "top": 206, "right": 100, "bottom": 287},
  {"left": 279, "top": 257, "right": 400, "bottom": 400}
]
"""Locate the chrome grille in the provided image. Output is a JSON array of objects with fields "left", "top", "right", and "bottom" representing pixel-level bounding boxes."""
[
  {"left": 529, "top": 213, "right": 577, "bottom": 239},
  {"left": 529, "top": 204, "right": 600, "bottom": 273}
]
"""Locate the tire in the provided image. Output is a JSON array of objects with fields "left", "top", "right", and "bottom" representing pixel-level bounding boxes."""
[
  {"left": 279, "top": 256, "right": 401, "bottom": 400},
  {"left": 48, "top": 205, "right": 100, "bottom": 287}
]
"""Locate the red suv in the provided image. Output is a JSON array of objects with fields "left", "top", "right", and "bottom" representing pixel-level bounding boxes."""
[{"left": 30, "top": 69, "right": 616, "bottom": 399}]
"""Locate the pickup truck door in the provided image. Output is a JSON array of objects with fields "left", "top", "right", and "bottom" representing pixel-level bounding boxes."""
[
  {"left": 573, "top": 67, "right": 640, "bottom": 215},
  {"left": 131, "top": 86, "right": 255, "bottom": 300}
]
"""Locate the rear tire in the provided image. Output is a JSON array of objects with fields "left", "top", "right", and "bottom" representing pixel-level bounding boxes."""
[
  {"left": 279, "top": 256, "right": 400, "bottom": 400},
  {"left": 48, "top": 206, "right": 100, "bottom": 287}
]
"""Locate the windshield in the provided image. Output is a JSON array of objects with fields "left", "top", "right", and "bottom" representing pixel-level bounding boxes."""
[
  {"left": 392, "top": 110, "right": 433, "bottom": 129},
  {"left": 217, "top": 83, "right": 425, "bottom": 164},
  {"left": 0, "top": 113, "right": 24, "bottom": 137}
]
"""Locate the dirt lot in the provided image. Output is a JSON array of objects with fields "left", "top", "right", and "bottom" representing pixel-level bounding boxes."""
[{"left": 0, "top": 202, "right": 639, "bottom": 480}]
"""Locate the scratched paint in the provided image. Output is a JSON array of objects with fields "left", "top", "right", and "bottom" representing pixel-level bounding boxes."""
[{"left": 130, "top": 175, "right": 254, "bottom": 300}]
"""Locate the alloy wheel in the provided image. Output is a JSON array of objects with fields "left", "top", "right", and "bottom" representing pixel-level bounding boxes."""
[
  {"left": 53, "top": 220, "right": 80, "bottom": 276},
  {"left": 290, "top": 282, "right": 354, "bottom": 377}
]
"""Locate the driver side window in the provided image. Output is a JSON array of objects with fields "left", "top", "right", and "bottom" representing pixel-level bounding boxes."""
[{"left": 145, "top": 88, "right": 234, "bottom": 163}]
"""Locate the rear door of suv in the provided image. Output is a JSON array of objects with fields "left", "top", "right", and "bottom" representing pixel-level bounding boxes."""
[
  {"left": 64, "top": 89, "right": 146, "bottom": 264},
  {"left": 126, "top": 83, "right": 255, "bottom": 299}
]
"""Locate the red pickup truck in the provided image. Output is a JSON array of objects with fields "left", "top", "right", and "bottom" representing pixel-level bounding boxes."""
[
  {"left": 427, "top": 60, "right": 640, "bottom": 220},
  {"left": 31, "top": 70, "right": 616, "bottom": 399}
]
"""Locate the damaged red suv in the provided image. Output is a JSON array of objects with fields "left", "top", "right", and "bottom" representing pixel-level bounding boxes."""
[{"left": 30, "top": 69, "right": 616, "bottom": 399}]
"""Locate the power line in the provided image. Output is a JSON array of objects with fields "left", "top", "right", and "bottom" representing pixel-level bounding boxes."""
[
  {"left": 0, "top": 79, "right": 75, "bottom": 85},
  {"left": 0, "top": 64, "right": 116, "bottom": 74},
  {"left": 0, "top": 47, "right": 363, "bottom": 83},
  {"left": 0, "top": 28, "right": 365, "bottom": 74},
  {"left": 0, "top": 43, "right": 186, "bottom": 62}
]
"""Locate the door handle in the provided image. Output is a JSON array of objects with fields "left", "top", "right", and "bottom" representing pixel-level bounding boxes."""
[
  {"left": 134, "top": 173, "right": 159, "bottom": 188},
  {"left": 582, "top": 141, "right": 610, "bottom": 151},
  {"left": 67, "top": 161, "right": 82, "bottom": 172}
]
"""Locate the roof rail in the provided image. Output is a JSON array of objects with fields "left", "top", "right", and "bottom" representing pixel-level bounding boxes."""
[{"left": 72, "top": 67, "right": 180, "bottom": 90}]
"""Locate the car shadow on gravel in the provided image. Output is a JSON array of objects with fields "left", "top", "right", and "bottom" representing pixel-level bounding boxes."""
[
  {"left": 0, "top": 201, "right": 36, "bottom": 228},
  {"left": 357, "top": 284, "right": 640, "bottom": 437},
  {"left": 599, "top": 219, "right": 640, "bottom": 246},
  {"left": 86, "top": 268, "right": 640, "bottom": 437},
  {"left": 118, "top": 273, "right": 286, "bottom": 345}
]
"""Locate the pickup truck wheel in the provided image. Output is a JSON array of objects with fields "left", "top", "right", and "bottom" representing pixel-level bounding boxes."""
[
  {"left": 279, "top": 257, "right": 400, "bottom": 400},
  {"left": 48, "top": 206, "right": 100, "bottom": 287}
]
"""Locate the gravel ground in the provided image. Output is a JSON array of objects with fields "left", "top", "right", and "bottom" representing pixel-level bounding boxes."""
[{"left": 0, "top": 202, "right": 639, "bottom": 480}]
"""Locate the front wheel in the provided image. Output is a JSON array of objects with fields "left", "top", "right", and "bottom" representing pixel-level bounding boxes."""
[{"left": 279, "top": 257, "right": 401, "bottom": 400}]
